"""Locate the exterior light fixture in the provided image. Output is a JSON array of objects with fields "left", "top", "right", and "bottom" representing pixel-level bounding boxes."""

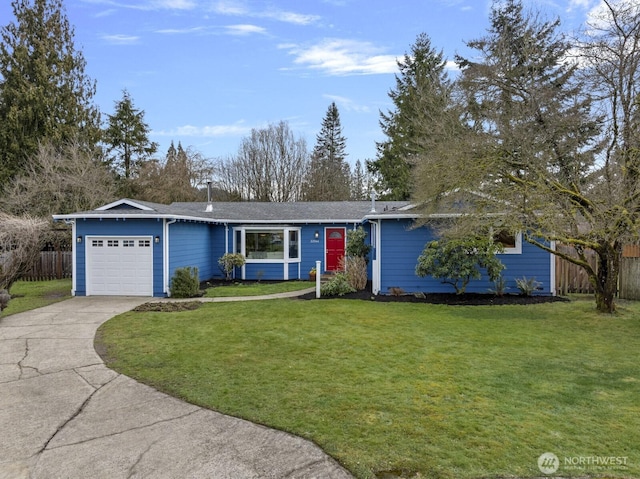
[
  {"left": 76, "top": 236, "right": 82, "bottom": 243},
  {"left": 154, "top": 236, "right": 160, "bottom": 244},
  {"left": 314, "top": 230, "right": 319, "bottom": 240}
]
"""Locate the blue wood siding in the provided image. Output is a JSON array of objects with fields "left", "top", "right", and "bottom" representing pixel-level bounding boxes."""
[
  {"left": 243, "top": 263, "right": 284, "bottom": 280},
  {"left": 378, "top": 219, "right": 552, "bottom": 295},
  {"left": 75, "top": 218, "right": 164, "bottom": 296},
  {"left": 169, "top": 222, "right": 214, "bottom": 281},
  {"left": 209, "top": 225, "right": 227, "bottom": 280},
  {"left": 300, "top": 225, "right": 326, "bottom": 275}
]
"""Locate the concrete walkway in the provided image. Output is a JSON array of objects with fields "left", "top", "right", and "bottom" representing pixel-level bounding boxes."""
[{"left": 0, "top": 295, "right": 352, "bottom": 479}]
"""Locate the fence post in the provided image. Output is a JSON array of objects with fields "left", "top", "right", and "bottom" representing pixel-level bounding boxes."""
[{"left": 315, "top": 260, "right": 321, "bottom": 299}]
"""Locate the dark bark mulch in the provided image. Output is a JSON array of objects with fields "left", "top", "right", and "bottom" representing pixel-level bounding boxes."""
[{"left": 298, "top": 289, "right": 569, "bottom": 306}]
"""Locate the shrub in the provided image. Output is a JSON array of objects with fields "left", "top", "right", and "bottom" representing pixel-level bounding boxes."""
[
  {"left": 218, "top": 253, "right": 246, "bottom": 280},
  {"left": 321, "top": 272, "right": 356, "bottom": 296},
  {"left": 489, "top": 275, "right": 509, "bottom": 297},
  {"left": 0, "top": 289, "right": 10, "bottom": 312},
  {"left": 342, "top": 256, "right": 368, "bottom": 291},
  {"left": 515, "top": 276, "right": 542, "bottom": 296},
  {"left": 416, "top": 236, "right": 505, "bottom": 295},
  {"left": 170, "top": 266, "right": 200, "bottom": 298},
  {"left": 346, "top": 226, "right": 372, "bottom": 261}
]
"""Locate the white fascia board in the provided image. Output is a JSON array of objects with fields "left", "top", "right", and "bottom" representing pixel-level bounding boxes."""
[
  {"left": 52, "top": 213, "right": 214, "bottom": 223},
  {"left": 52, "top": 213, "right": 367, "bottom": 225},
  {"left": 96, "top": 199, "right": 155, "bottom": 211}
]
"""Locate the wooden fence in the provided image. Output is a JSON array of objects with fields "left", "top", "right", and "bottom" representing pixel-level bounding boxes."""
[
  {"left": 21, "top": 251, "right": 72, "bottom": 281},
  {"left": 555, "top": 245, "right": 596, "bottom": 295},
  {"left": 555, "top": 244, "right": 640, "bottom": 299}
]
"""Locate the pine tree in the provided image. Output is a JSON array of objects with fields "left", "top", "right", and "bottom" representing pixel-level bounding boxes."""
[
  {"left": 303, "top": 102, "right": 350, "bottom": 200},
  {"left": 350, "top": 159, "right": 371, "bottom": 200},
  {"left": 103, "top": 89, "right": 158, "bottom": 180},
  {"left": 367, "top": 33, "right": 452, "bottom": 200},
  {"left": 0, "top": 0, "right": 101, "bottom": 188}
]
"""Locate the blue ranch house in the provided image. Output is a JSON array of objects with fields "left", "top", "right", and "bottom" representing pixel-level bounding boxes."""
[{"left": 53, "top": 199, "right": 556, "bottom": 297}]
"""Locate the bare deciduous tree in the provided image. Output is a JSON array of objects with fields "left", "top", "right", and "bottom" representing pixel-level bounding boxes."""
[
  {"left": 0, "top": 140, "right": 117, "bottom": 216},
  {"left": 0, "top": 213, "right": 48, "bottom": 292},
  {"left": 212, "top": 122, "right": 309, "bottom": 202}
]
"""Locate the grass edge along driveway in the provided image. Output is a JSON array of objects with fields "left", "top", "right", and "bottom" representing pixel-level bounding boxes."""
[{"left": 97, "top": 298, "right": 640, "bottom": 479}]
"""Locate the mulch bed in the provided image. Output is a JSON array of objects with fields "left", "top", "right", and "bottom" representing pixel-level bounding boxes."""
[{"left": 298, "top": 289, "right": 570, "bottom": 306}]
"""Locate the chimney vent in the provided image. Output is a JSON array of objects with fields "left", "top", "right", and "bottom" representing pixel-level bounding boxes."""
[{"left": 206, "top": 180, "right": 213, "bottom": 212}]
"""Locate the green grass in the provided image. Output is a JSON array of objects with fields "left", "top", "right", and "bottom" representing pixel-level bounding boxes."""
[
  {"left": 2, "top": 279, "right": 72, "bottom": 316},
  {"left": 203, "top": 280, "right": 312, "bottom": 297},
  {"left": 97, "top": 298, "right": 640, "bottom": 479}
]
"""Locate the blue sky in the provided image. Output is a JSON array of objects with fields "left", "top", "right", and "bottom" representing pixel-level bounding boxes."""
[{"left": 1, "top": 0, "right": 603, "bottom": 164}]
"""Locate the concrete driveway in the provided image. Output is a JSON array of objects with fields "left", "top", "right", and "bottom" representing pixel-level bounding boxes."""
[{"left": 0, "top": 297, "right": 352, "bottom": 479}]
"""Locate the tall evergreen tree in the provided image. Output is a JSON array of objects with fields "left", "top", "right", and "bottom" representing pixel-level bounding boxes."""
[
  {"left": 350, "top": 159, "right": 372, "bottom": 200},
  {"left": 0, "top": 0, "right": 101, "bottom": 188},
  {"left": 103, "top": 89, "right": 158, "bottom": 180},
  {"left": 303, "top": 102, "right": 350, "bottom": 200},
  {"left": 368, "top": 33, "right": 452, "bottom": 200}
]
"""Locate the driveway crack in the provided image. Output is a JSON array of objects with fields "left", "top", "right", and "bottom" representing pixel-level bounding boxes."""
[
  {"left": 18, "top": 339, "right": 41, "bottom": 379},
  {"left": 127, "top": 439, "right": 159, "bottom": 478},
  {"left": 44, "top": 408, "right": 201, "bottom": 451},
  {"left": 37, "top": 373, "right": 119, "bottom": 454}
]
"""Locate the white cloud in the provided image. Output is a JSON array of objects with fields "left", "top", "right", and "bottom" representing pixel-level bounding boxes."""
[
  {"left": 212, "top": 0, "right": 248, "bottom": 15},
  {"left": 262, "top": 9, "right": 320, "bottom": 25},
  {"left": 150, "top": 0, "right": 196, "bottom": 9},
  {"left": 155, "top": 26, "right": 206, "bottom": 34},
  {"left": 155, "top": 123, "right": 251, "bottom": 138},
  {"left": 101, "top": 34, "right": 140, "bottom": 45},
  {"left": 323, "top": 94, "right": 371, "bottom": 113},
  {"left": 225, "top": 24, "right": 267, "bottom": 35},
  {"left": 568, "top": 0, "right": 594, "bottom": 10},
  {"left": 82, "top": 0, "right": 195, "bottom": 10},
  {"left": 281, "top": 39, "right": 398, "bottom": 76},
  {"left": 212, "top": 0, "right": 319, "bottom": 25}
]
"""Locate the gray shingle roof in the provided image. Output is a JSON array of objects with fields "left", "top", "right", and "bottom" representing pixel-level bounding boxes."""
[{"left": 53, "top": 199, "right": 413, "bottom": 223}]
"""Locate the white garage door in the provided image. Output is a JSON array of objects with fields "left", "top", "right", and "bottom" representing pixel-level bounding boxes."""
[{"left": 86, "top": 236, "right": 154, "bottom": 296}]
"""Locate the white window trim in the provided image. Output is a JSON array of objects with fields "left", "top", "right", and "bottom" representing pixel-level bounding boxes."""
[
  {"left": 233, "top": 226, "right": 301, "bottom": 263},
  {"left": 497, "top": 231, "right": 522, "bottom": 255}
]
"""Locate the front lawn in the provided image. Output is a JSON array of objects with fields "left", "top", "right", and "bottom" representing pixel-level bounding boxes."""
[
  {"left": 1, "top": 279, "right": 72, "bottom": 316},
  {"left": 97, "top": 298, "right": 640, "bottom": 479},
  {"left": 203, "top": 280, "right": 312, "bottom": 298}
]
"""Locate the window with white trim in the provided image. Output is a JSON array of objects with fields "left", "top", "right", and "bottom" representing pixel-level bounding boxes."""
[
  {"left": 494, "top": 230, "right": 522, "bottom": 254},
  {"left": 235, "top": 227, "right": 300, "bottom": 261}
]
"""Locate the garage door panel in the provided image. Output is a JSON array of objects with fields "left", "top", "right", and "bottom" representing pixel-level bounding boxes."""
[{"left": 86, "top": 236, "right": 153, "bottom": 296}]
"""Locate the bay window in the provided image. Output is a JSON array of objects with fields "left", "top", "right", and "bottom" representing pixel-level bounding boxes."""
[{"left": 235, "top": 227, "right": 300, "bottom": 261}]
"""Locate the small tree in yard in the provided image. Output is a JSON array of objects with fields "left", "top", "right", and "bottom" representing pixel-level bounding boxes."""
[
  {"left": 0, "top": 213, "right": 48, "bottom": 293},
  {"left": 416, "top": 236, "right": 505, "bottom": 295},
  {"left": 218, "top": 253, "right": 246, "bottom": 280}
]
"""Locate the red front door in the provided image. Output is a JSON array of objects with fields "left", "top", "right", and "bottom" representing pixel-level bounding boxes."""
[{"left": 325, "top": 228, "right": 346, "bottom": 271}]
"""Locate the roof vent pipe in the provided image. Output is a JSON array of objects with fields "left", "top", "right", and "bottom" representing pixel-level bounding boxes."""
[
  {"left": 205, "top": 180, "right": 213, "bottom": 212},
  {"left": 370, "top": 190, "right": 377, "bottom": 213}
]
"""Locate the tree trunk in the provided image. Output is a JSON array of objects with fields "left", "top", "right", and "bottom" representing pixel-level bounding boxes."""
[{"left": 592, "top": 243, "right": 620, "bottom": 314}]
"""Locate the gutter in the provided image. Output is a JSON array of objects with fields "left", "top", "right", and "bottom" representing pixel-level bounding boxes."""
[{"left": 163, "top": 218, "right": 177, "bottom": 296}]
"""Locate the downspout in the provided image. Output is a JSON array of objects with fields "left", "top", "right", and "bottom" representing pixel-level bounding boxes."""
[
  {"left": 372, "top": 220, "right": 381, "bottom": 294},
  {"left": 550, "top": 240, "right": 557, "bottom": 296},
  {"left": 164, "top": 218, "right": 177, "bottom": 296},
  {"left": 64, "top": 220, "right": 76, "bottom": 296}
]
